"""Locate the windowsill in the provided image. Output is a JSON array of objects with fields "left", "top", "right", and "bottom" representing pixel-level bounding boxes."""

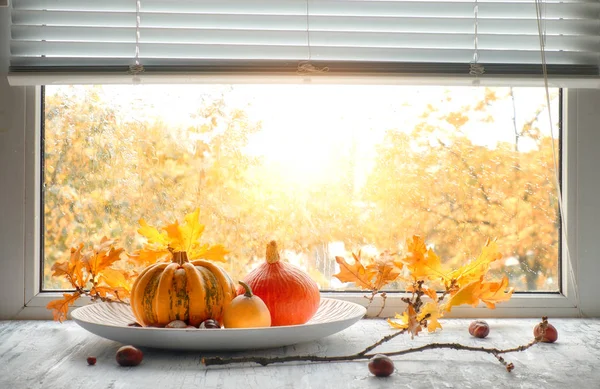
[{"left": 1, "top": 318, "right": 598, "bottom": 388}]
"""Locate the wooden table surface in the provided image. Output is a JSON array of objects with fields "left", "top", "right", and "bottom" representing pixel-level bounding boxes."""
[{"left": 1, "top": 318, "right": 599, "bottom": 389}]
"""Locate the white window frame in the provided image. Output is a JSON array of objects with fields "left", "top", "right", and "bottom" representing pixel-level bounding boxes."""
[{"left": 1, "top": 83, "right": 597, "bottom": 320}]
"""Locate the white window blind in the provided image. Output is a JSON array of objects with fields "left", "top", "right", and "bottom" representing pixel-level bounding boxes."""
[{"left": 7, "top": 0, "right": 600, "bottom": 85}]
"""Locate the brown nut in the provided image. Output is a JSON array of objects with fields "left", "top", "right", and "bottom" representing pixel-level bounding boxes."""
[
  {"left": 165, "top": 320, "right": 188, "bottom": 329},
  {"left": 116, "top": 345, "right": 143, "bottom": 367},
  {"left": 469, "top": 320, "right": 490, "bottom": 338},
  {"left": 368, "top": 354, "right": 394, "bottom": 377},
  {"left": 199, "top": 319, "right": 221, "bottom": 329},
  {"left": 534, "top": 322, "right": 558, "bottom": 343}
]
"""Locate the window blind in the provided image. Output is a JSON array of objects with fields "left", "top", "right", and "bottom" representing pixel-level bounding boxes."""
[{"left": 8, "top": 0, "right": 600, "bottom": 85}]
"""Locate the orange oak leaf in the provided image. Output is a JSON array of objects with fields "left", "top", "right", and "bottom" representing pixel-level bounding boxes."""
[
  {"left": 368, "top": 261, "right": 403, "bottom": 291},
  {"left": 97, "top": 268, "right": 133, "bottom": 299},
  {"left": 334, "top": 254, "right": 374, "bottom": 290},
  {"left": 83, "top": 237, "right": 124, "bottom": 277},
  {"left": 51, "top": 243, "right": 87, "bottom": 288},
  {"left": 401, "top": 236, "right": 449, "bottom": 282},
  {"left": 46, "top": 292, "right": 81, "bottom": 322},
  {"left": 443, "top": 276, "right": 513, "bottom": 312},
  {"left": 91, "top": 285, "right": 130, "bottom": 300},
  {"left": 387, "top": 305, "right": 422, "bottom": 339},
  {"left": 422, "top": 286, "right": 439, "bottom": 302}
]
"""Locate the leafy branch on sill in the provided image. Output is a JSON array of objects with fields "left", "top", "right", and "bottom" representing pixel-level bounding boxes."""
[
  {"left": 46, "top": 238, "right": 133, "bottom": 322},
  {"left": 203, "top": 318, "right": 554, "bottom": 372}
]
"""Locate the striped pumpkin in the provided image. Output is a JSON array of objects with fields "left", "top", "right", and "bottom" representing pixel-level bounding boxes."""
[{"left": 130, "top": 251, "right": 236, "bottom": 327}]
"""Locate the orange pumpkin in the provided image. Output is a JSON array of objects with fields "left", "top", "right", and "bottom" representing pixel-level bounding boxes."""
[
  {"left": 130, "top": 251, "right": 236, "bottom": 327},
  {"left": 223, "top": 281, "right": 271, "bottom": 328},
  {"left": 239, "top": 241, "right": 320, "bottom": 326}
]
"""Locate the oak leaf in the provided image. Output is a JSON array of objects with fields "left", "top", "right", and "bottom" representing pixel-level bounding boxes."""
[
  {"left": 51, "top": 243, "right": 87, "bottom": 288},
  {"left": 82, "top": 238, "right": 124, "bottom": 277},
  {"left": 134, "top": 209, "right": 227, "bottom": 263},
  {"left": 334, "top": 252, "right": 402, "bottom": 290},
  {"left": 128, "top": 248, "right": 170, "bottom": 267},
  {"left": 387, "top": 305, "right": 422, "bottom": 339},
  {"left": 449, "top": 239, "right": 502, "bottom": 286},
  {"left": 46, "top": 292, "right": 81, "bottom": 322},
  {"left": 443, "top": 276, "right": 514, "bottom": 312},
  {"left": 419, "top": 301, "right": 443, "bottom": 332},
  {"left": 333, "top": 254, "right": 373, "bottom": 290},
  {"left": 401, "top": 236, "right": 449, "bottom": 282}
]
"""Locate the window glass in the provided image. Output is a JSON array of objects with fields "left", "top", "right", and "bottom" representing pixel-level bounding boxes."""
[{"left": 42, "top": 85, "right": 560, "bottom": 292}]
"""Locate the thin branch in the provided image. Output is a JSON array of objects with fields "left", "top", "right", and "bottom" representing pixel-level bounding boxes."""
[{"left": 202, "top": 338, "right": 539, "bottom": 368}]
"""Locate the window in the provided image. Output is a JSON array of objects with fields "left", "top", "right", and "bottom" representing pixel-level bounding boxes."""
[
  {"left": 42, "top": 84, "right": 560, "bottom": 294},
  {"left": 4, "top": 0, "right": 600, "bottom": 319}
]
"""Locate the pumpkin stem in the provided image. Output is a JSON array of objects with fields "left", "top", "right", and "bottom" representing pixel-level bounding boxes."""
[
  {"left": 171, "top": 251, "right": 188, "bottom": 266},
  {"left": 266, "top": 241, "right": 280, "bottom": 264},
  {"left": 238, "top": 281, "right": 254, "bottom": 298}
]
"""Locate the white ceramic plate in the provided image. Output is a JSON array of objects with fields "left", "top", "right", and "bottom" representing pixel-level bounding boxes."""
[{"left": 71, "top": 298, "right": 366, "bottom": 351}]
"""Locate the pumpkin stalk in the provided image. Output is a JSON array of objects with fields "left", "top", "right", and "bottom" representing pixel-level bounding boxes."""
[
  {"left": 266, "top": 241, "right": 280, "bottom": 264},
  {"left": 238, "top": 281, "right": 254, "bottom": 298},
  {"left": 171, "top": 250, "right": 188, "bottom": 266}
]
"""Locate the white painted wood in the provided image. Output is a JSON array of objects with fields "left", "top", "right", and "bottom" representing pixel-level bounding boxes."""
[
  {"left": 574, "top": 89, "right": 600, "bottom": 318},
  {"left": 0, "top": 318, "right": 598, "bottom": 389}
]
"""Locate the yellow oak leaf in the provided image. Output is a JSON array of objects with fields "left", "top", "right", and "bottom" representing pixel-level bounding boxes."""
[
  {"left": 137, "top": 219, "right": 168, "bottom": 246},
  {"left": 387, "top": 305, "right": 422, "bottom": 339},
  {"left": 128, "top": 248, "right": 171, "bottom": 267},
  {"left": 164, "top": 220, "right": 185, "bottom": 251},
  {"left": 418, "top": 301, "right": 443, "bottom": 332},
  {"left": 136, "top": 209, "right": 225, "bottom": 262},
  {"left": 443, "top": 276, "right": 513, "bottom": 312},
  {"left": 180, "top": 208, "right": 205, "bottom": 252},
  {"left": 333, "top": 254, "right": 374, "bottom": 290},
  {"left": 478, "top": 276, "right": 514, "bottom": 309},
  {"left": 190, "top": 243, "right": 228, "bottom": 262},
  {"left": 449, "top": 239, "right": 502, "bottom": 286},
  {"left": 46, "top": 292, "right": 81, "bottom": 322}
]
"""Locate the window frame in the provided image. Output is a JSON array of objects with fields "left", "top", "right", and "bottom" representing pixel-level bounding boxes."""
[{"left": 1, "top": 84, "right": 581, "bottom": 319}]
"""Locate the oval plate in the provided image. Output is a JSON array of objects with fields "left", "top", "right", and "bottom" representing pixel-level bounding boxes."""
[{"left": 71, "top": 298, "right": 366, "bottom": 351}]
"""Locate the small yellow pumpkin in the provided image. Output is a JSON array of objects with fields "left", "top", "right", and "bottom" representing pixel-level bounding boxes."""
[
  {"left": 130, "top": 251, "right": 236, "bottom": 327},
  {"left": 222, "top": 281, "right": 271, "bottom": 328}
]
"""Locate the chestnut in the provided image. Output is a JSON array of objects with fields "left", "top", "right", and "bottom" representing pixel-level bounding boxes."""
[
  {"left": 368, "top": 354, "right": 394, "bottom": 377},
  {"left": 116, "top": 345, "right": 143, "bottom": 367},
  {"left": 469, "top": 320, "right": 490, "bottom": 338}
]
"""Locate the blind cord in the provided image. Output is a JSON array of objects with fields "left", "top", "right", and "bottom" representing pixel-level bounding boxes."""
[
  {"left": 128, "top": 0, "right": 144, "bottom": 82},
  {"left": 534, "top": 0, "right": 582, "bottom": 317},
  {"left": 469, "top": 0, "right": 485, "bottom": 83},
  {"left": 298, "top": 0, "right": 328, "bottom": 75}
]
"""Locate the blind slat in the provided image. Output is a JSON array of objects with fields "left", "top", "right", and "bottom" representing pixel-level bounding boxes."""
[{"left": 11, "top": 29, "right": 599, "bottom": 53}]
